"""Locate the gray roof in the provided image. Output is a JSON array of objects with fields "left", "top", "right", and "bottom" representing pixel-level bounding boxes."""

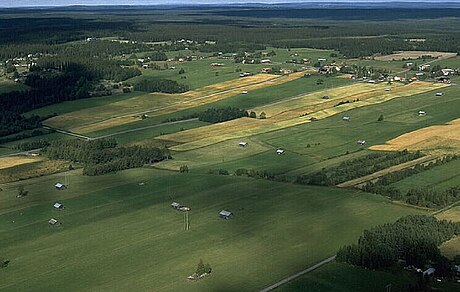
[{"left": 219, "top": 210, "right": 233, "bottom": 217}]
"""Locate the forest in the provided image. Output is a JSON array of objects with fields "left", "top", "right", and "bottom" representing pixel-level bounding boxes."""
[{"left": 336, "top": 215, "right": 460, "bottom": 275}]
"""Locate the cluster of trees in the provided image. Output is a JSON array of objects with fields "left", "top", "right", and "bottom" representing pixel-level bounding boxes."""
[
  {"left": 147, "top": 51, "right": 168, "bottom": 61},
  {"left": 195, "top": 259, "right": 212, "bottom": 276},
  {"left": 234, "top": 168, "right": 276, "bottom": 180},
  {"left": 133, "top": 77, "right": 189, "bottom": 93},
  {"left": 361, "top": 155, "right": 459, "bottom": 207},
  {"left": 336, "top": 215, "right": 460, "bottom": 275},
  {"left": 197, "top": 107, "right": 249, "bottom": 123},
  {"left": 14, "top": 139, "right": 50, "bottom": 151},
  {"left": 43, "top": 138, "right": 170, "bottom": 175},
  {"left": 0, "top": 128, "right": 53, "bottom": 144},
  {"left": 341, "top": 65, "right": 390, "bottom": 78},
  {"left": 0, "top": 111, "right": 43, "bottom": 137},
  {"left": 296, "top": 150, "right": 423, "bottom": 186}
]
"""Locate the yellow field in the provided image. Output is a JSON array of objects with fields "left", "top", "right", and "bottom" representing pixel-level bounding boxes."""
[
  {"left": 0, "top": 156, "right": 41, "bottom": 170},
  {"left": 0, "top": 159, "right": 70, "bottom": 184},
  {"left": 370, "top": 118, "right": 460, "bottom": 154},
  {"left": 436, "top": 206, "right": 460, "bottom": 222},
  {"left": 46, "top": 73, "right": 303, "bottom": 134},
  {"left": 440, "top": 236, "right": 460, "bottom": 259},
  {"left": 159, "top": 81, "right": 445, "bottom": 151},
  {"left": 374, "top": 51, "right": 457, "bottom": 61}
]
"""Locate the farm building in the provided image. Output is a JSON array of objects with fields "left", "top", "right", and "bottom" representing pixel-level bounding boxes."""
[
  {"left": 357, "top": 140, "right": 366, "bottom": 145},
  {"left": 318, "top": 58, "right": 327, "bottom": 62},
  {"left": 436, "top": 92, "right": 444, "bottom": 96},
  {"left": 418, "top": 110, "right": 426, "bottom": 116},
  {"left": 48, "top": 218, "right": 61, "bottom": 226},
  {"left": 342, "top": 116, "right": 351, "bottom": 121},
  {"left": 219, "top": 210, "right": 233, "bottom": 219},
  {"left": 385, "top": 88, "right": 392, "bottom": 92},
  {"left": 179, "top": 206, "right": 191, "bottom": 212},
  {"left": 242, "top": 91, "right": 248, "bottom": 94},
  {"left": 239, "top": 142, "right": 248, "bottom": 147},
  {"left": 276, "top": 149, "right": 285, "bottom": 155},
  {"left": 441, "top": 68, "right": 455, "bottom": 76},
  {"left": 54, "top": 183, "right": 66, "bottom": 190},
  {"left": 321, "top": 95, "right": 330, "bottom": 99},
  {"left": 171, "top": 202, "right": 182, "bottom": 209},
  {"left": 262, "top": 68, "right": 272, "bottom": 73},
  {"left": 423, "top": 268, "right": 436, "bottom": 276},
  {"left": 260, "top": 59, "right": 271, "bottom": 64},
  {"left": 53, "top": 202, "right": 63, "bottom": 210}
]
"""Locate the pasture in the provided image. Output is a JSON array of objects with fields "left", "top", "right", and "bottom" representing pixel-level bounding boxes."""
[
  {"left": 0, "top": 168, "right": 425, "bottom": 291},
  {"left": 374, "top": 51, "right": 457, "bottom": 61},
  {"left": 0, "top": 78, "right": 28, "bottom": 94}
]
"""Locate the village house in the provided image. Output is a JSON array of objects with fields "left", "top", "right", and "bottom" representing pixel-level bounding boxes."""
[
  {"left": 441, "top": 68, "right": 455, "bottom": 76},
  {"left": 437, "top": 76, "right": 451, "bottom": 84},
  {"left": 418, "top": 64, "right": 431, "bottom": 71}
]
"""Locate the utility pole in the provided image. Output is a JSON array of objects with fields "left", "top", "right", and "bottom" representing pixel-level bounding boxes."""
[{"left": 184, "top": 211, "right": 190, "bottom": 231}]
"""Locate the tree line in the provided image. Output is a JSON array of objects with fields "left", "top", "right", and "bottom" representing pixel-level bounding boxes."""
[
  {"left": 336, "top": 215, "right": 460, "bottom": 276},
  {"left": 295, "top": 150, "right": 423, "bottom": 186},
  {"left": 43, "top": 138, "right": 170, "bottom": 175},
  {"left": 132, "top": 77, "right": 189, "bottom": 94}
]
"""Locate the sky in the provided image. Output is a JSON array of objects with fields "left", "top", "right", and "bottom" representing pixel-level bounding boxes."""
[{"left": 2, "top": 0, "right": 456, "bottom": 8}]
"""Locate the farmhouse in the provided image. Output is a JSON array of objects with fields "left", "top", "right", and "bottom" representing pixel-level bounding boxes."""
[
  {"left": 55, "top": 183, "right": 66, "bottom": 190},
  {"left": 276, "top": 149, "right": 285, "bottom": 155},
  {"left": 239, "top": 142, "right": 248, "bottom": 147},
  {"left": 219, "top": 210, "right": 233, "bottom": 219},
  {"left": 53, "top": 202, "right": 63, "bottom": 210},
  {"left": 48, "top": 218, "right": 61, "bottom": 226},
  {"left": 418, "top": 110, "right": 426, "bottom": 116},
  {"left": 171, "top": 202, "right": 182, "bottom": 209},
  {"left": 357, "top": 140, "right": 366, "bottom": 145},
  {"left": 441, "top": 68, "right": 455, "bottom": 76}
]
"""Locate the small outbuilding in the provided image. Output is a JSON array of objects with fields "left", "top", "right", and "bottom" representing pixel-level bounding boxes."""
[
  {"left": 48, "top": 218, "right": 61, "bottom": 226},
  {"left": 357, "top": 140, "right": 366, "bottom": 145},
  {"left": 242, "top": 91, "right": 248, "bottom": 94},
  {"left": 276, "top": 149, "right": 285, "bottom": 155},
  {"left": 436, "top": 92, "right": 444, "bottom": 96},
  {"left": 171, "top": 202, "right": 182, "bottom": 209},
  {"left": 219, "top": 210, "right": 233, "bottom": 219},
  {"left": 239, "top": 142, "right": 248, "bottom": 147},
  {"left": 418, "top": 110, "right": 426, "bottom": 116},
  {"left": 423, "top": 267, "right": 436, "bottom": 276},
  {"left": 53, "top": 202, "right": 63, "bottom": 210},
  {"left": 342, "top": 116, "right": 351, "bottom": 121},
  {"left": 55, "top": 183, "right": 66, "bottom": 190}
]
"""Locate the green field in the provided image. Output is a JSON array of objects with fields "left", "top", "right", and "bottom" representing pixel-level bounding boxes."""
[
  {"left": 0, "top": 168, "right": 425, "bottom": 291},
  {"left": 278, "top": 262, "right": 415, "bottom": 292},
  {"left": 390, "top": 159, "right": 460, "bottom": 192},
  {"left": 0, "top": 78, "right": 29, "bottom": 94}
]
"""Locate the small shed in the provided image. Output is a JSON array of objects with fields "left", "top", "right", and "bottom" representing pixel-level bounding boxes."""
[
  {"left": 239, "top": 142, "right": 248, "bottom": 147},
  {"left": 342, "top": 116, "right": 351, "bottom": 121},
  {"left": 171, "top": 202, "right": 182, "bottom": 209},
  {"left": 423, "top": 267, "right": 436, "bottom": 276},
  {"left": 276, "top": 149, "right": 285, "bottom": 155},
  {"left": 48, "top": 218, "right": 61, "bottom": 226},
  {"left": 357, "top": 140, "right": 366, "bottom": 145},
  {"left": 436, "top": 92, "right": 444, "bottom": 96},
  {"left": 385, "top": 88, "right": 392, "bottom": 92},
  {"left": 55, "top": 183, "right": 65, "bottom": 190},
  {"left": 242, "top": 91, "right": 248, "bottom": 94},
  {"left": 53, "top": 202, "right": 63, "bottom": 210},
  {"left": 418, "top": 110, "right": 426, "bottom": 116},
  {"left": 219, "top": 210, "right": 233, "bottom": 219}
]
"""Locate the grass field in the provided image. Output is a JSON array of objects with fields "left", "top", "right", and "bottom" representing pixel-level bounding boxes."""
[
  {"left": 390, "top": 159, "right": 460, "bottom": 192},
  {"left": 0, "top": 78, "right": 29, "bottom": 94},
  {"left": 0, "top": 168, "right": 425, "bottom": 291},
  {"left": 0, "top": 159, "right": 71, "bottom": 183},
  {"left": 374, "top": 51, "right": 457, "bottom": 61},
  {"left": 277, "top": 262, "right": 415, "bottom": 292}
]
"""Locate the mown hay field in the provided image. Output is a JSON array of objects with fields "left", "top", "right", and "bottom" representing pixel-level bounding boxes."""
[
  {"left": 370, "top": 117, "right": 460, "bottom": 154},
  {"left": 161, "top": 82, "right": 446, "bottom": 151},
  {"left": 374, "top": 51, "right": 457, "bottom": 61},
  {"left": 0, "top": 156, "right": 41, "bottom": 170}
]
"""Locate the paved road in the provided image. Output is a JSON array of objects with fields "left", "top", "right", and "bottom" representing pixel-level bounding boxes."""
[
  {"left": 42, "top": 126, "right": 91, "bottom": 140},
  {"left": 259, "top": 256, "right": 337, "bottom": 292}
]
